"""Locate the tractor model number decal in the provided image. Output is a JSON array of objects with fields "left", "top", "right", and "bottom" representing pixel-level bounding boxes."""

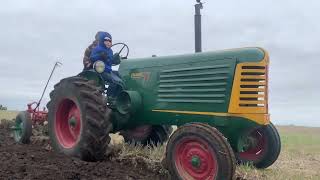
[{"left": 131, "top": 72, "right": 150, "bottom": 81}]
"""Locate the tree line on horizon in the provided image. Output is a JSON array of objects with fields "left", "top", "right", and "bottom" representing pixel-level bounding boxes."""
[{"left": 0, "top": 104, "right": 7, "bottom": 110}]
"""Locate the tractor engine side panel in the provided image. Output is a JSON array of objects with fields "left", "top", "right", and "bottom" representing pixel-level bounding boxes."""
[
  {"left": 155, "top": 59, "right": 236, "bottom": 112},
  {"left": 119, "top": 58, "right": 236, "bottom": 126}
]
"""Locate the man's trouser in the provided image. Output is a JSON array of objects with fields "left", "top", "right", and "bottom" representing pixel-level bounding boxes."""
[{"left": 101, "top": 71, "right": 124, "bottom": 98}]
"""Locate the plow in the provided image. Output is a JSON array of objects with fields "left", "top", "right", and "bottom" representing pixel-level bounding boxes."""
[{"left": 12, "top": 62, "right": 61, "bottom": 143}]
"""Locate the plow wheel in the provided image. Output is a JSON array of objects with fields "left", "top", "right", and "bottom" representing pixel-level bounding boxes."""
[
  {"left": 165, "top": 123, "right": 235, "bottom": 180},
  {"left": 120, "top": 125, "right": 172, "bottom": 145},
  {"left": 237, "top": 123, "right": 281, "bottom": 169},
  {"left": 13, "top": 111, "right": 32, "bottom": 144},
  {"left": 47, "top": 76, "right": 112, "bottom": 161}
]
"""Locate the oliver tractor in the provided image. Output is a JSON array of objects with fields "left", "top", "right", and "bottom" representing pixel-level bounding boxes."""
[{"left": 45, "top": 44, "right": 280, "bottom": 180}]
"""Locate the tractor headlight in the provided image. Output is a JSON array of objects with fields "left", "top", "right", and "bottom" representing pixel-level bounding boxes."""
[{"left": 94, "top": 61, "right": 105, "bottom": 73}]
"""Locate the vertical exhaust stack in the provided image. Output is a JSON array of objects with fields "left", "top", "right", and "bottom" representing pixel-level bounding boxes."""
[{"left": 195, "top": 0, "right": 203, "bottom": 53}]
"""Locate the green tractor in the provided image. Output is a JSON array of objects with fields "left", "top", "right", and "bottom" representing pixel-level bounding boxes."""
[{"left": 47, "top": 44, "right": 281, "bottom": 180}]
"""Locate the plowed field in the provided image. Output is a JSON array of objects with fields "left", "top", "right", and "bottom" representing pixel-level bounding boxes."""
[{"left": 0, "top": 124, "right": 168, "bottom": 180}]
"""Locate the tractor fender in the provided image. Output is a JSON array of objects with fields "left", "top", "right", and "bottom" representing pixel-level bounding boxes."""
[{"left": 77, "top": 70, "right": 104, "bottom": 89}]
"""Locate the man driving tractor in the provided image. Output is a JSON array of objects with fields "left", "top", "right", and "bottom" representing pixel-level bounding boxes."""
[{"left": 83, "top": 31, "right": 123, "bottom": 100}]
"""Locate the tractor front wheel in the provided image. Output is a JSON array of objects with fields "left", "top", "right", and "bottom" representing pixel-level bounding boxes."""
[
  {"left": 165, "top": 123, "right": 235, "bottom": 180},
  {"left": 237, "top": 123, "right": 281, "bottom": 169},
  {"left": 47, "top": 76, "right": 112, "bottom": 161}
]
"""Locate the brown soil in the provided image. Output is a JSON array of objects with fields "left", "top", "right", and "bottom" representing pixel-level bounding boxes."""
[{"left": 0, "top": 124, "right": 169, "bottom": 180}]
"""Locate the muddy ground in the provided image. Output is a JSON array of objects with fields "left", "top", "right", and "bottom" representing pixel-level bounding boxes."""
[{"left": 0, "top": 123, "right": 169, "bottom": 180}]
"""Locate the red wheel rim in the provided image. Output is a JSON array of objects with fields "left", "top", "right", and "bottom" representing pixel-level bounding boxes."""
[
  {"left": 55, "top": 99, "right": 81, "bottom": 148},
  {"left": 174, "top": 137, "right": 218, "bottom": 180},
  {"left": 239, "top": 128, "right": 267, "bottom": 161}
]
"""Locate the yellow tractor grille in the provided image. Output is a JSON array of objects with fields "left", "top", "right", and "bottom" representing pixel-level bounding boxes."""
[{"left": 228, "top": 59, "right": 269, "bottom": 114}]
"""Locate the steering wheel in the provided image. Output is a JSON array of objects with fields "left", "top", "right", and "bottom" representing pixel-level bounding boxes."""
[{"left": 111, "top": 43, "right": 129, "bottom": 59}]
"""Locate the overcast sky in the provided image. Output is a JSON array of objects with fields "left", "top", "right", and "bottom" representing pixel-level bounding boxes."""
[{"left": 0, "top": 0, "right": 319, "bottom": 126}]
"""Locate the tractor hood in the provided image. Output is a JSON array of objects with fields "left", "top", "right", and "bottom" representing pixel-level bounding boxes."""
[{"left": 119, "top": 47, "right": 266, "bottom": 70}]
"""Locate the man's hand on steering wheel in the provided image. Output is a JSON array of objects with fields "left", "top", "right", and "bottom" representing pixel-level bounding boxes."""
[
  {"left": 111, "top": 43, "right": 129, "bottom": 60},
  {"left": 113, "top": 53, "right": 121, "bottom": 65}
]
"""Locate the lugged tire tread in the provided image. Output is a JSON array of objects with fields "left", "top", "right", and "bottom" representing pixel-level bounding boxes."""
[{"left": 47, "top": 76, "right": 112, "bottom": 161}]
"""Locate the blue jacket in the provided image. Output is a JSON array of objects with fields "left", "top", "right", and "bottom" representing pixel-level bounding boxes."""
[{"left": 90, "top": 32, "right": 113, "bottom": 72}]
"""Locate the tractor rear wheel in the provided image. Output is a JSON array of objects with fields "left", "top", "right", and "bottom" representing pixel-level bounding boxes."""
[
  {"left": 237, "top": 123, "right": 281, "bottom": 169},
  {"left": 165, "top": 123, "right": 235, "bottom": 180},
  {"left": 13, "top": 111, "right": 32, "bottom": 144},
  {"left": 120, "top": 125, "right": 172, "bottom": 145},
  {"left": 47, "top": 76, "right": 112, "bottom": 161}
]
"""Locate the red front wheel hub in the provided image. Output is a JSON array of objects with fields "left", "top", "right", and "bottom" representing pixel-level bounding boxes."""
[
  {"left": 175, "top": 137, "right": 218, "bottom": 180},
  {"left": 55, "top": 99, "right": 81, "bottom": 149}
]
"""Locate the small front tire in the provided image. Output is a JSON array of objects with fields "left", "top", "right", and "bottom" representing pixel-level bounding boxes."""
[
  {"left": 165, "top": 123, "right": 236, "bottom": 180},
  {"left": 237, "top": 123, "right": 281, "bottom": 169}
]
